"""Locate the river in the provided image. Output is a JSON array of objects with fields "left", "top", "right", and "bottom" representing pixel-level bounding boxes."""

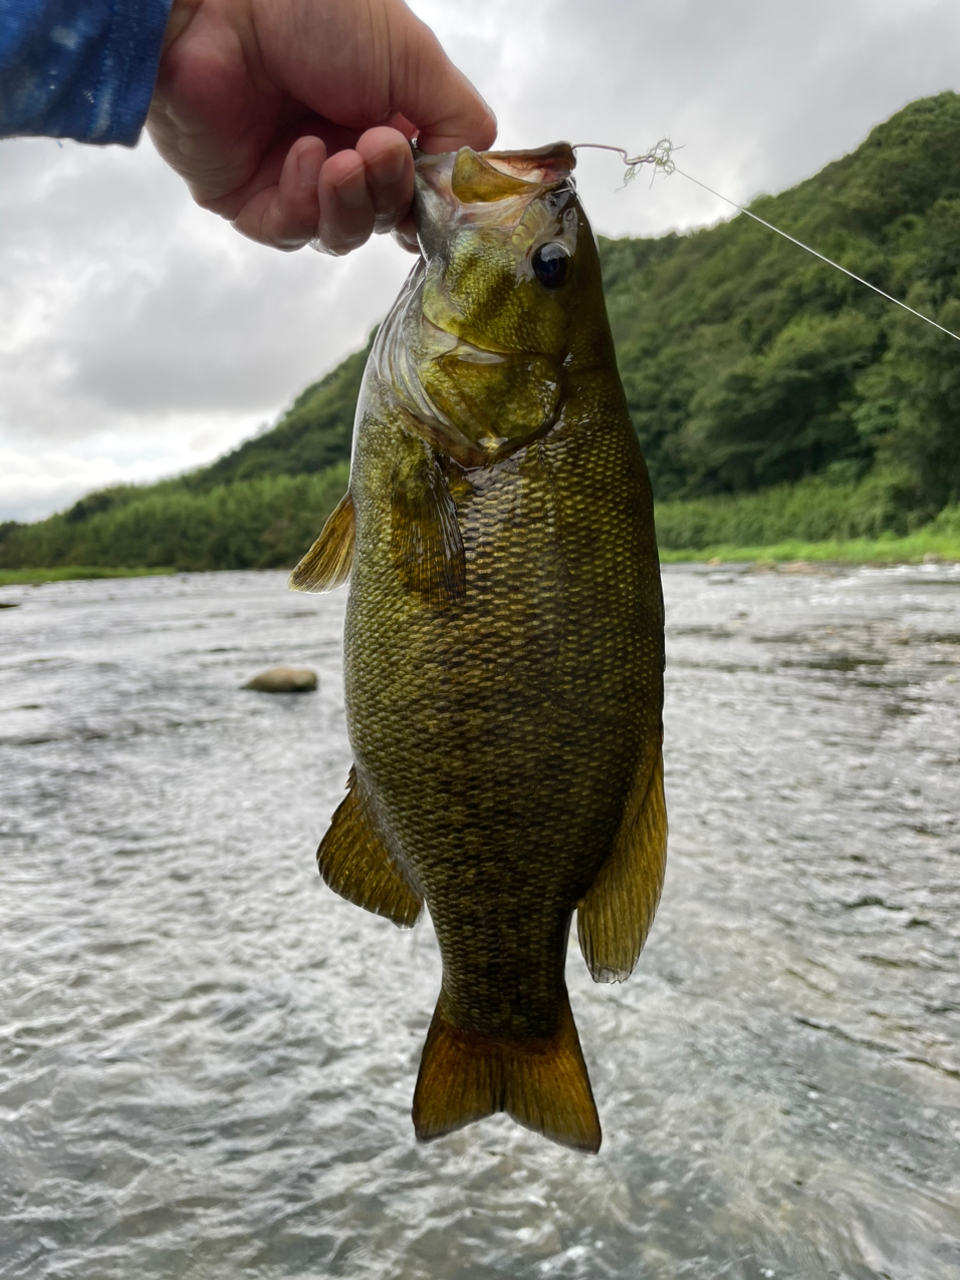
[{"left": 1, "top": 564, "right": 957, "bottom": 1279}]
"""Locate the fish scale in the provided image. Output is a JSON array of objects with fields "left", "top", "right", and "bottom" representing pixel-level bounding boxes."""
[{"left": 292, "top": 143, "right": 666, "bottom": 1151}]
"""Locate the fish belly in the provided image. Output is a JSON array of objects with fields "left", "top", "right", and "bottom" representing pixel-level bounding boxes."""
[{"left": 344, "top": 405, "right": 661, "bottom": 1043}]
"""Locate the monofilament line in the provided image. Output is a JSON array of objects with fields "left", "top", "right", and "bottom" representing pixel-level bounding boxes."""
[
  {"left": 574, "top": 140, "right": 960, "bottom": 346},
  {"left": 672, "top": 165, "right": 960, "bottom": 346}
]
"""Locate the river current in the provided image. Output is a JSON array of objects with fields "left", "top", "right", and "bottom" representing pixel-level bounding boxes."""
[{"left": 1, "top": 564, "right": 957, "bottom": 1279}]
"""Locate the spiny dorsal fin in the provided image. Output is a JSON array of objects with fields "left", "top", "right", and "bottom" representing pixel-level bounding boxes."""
[
  {"left": 289, "top": 491, "right": 355, "bottom": 593},
  {"left": 390, "top": 458, "right": 465, "bottom": 608},
  {"left": 576, "top": 743, "right": 667, "bottom": 983},
  {"left": 318, "top": 767, "right": 422, "bottom": 928},
  {"left": 412, "top": 993, "right": 601, "bottom": 1153}
]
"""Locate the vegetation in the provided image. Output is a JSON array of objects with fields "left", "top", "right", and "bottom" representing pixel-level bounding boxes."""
[
  {"left": 655, "top": 495, "right": 960, "bottom": 563},
  {"left": 3, "top": 93, "right": 960, "bottom": 571},
  {"left": 652, "top": 470, "right": 928, "bottom": 549},
  {"left": 602, "top": 92, "right": 960, "bottom": 516},
  {"left": 658, "top": 497, "right": 960, "bottom": 565},
  {"left": 658, "top": 530, "right": 960, "bottom": 565},
  {"left": 0, "top": 467, "right": 347, "bottom": 573},
  {"left": 0, "top": 566, "right": 175, "bottom": 587}
]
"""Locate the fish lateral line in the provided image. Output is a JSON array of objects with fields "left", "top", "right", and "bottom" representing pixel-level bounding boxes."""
[{"left": 573, "top": 137, "right": 960, "bottom": 346}]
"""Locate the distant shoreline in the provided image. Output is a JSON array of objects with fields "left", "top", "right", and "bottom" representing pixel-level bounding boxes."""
[
  {"left": 0, "top": 566, "right": 176, "bottom": 587},
  {"left": 3, "top": 537, "right": 959, "bottom": 589},
  {"left": 659, "top": 531, "right": 960, "bottom": 566}
]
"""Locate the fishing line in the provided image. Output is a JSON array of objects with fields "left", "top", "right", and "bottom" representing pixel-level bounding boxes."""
[{"left": 572, "top": 140, "right": 960, "bottom": 346}]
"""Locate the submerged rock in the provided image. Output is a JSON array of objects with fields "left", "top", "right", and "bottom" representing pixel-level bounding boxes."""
[{"left": 243, "top": 666, "right": 317, "bottom": 693}]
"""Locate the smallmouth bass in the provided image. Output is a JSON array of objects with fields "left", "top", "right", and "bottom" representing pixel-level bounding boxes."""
[{"left": 293, "top": 143, "right": 666, "bottom": 1153}]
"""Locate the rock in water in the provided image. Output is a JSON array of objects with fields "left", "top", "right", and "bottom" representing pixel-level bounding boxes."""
[{"left": 243, "top": 667, "right": 317, "bottom": 693}]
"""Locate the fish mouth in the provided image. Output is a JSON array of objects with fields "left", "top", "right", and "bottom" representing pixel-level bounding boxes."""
[
  {"left": 414, "top": 143, "right": 576, "bottom": 247},
  {"left": 416, "top": 142, "right": 576, "bottom": 200}
]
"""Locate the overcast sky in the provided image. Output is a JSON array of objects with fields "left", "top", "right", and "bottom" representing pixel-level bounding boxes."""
[{"left": 2, "top": 0, "right": 958, "bottom": 521}]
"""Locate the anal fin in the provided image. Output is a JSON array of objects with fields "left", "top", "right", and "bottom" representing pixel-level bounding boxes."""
[
  {"left": 577, "top": 743, "right": 667, "bottom": 983},
  {"left": 318, "top": 767, "right": 422, "bottom": 928},
  {"left": 412, "top": 993, "right": 601, "bottom": 1153},
  {"left": 289, "top": 491, "right": 355, "bottom": 593}
]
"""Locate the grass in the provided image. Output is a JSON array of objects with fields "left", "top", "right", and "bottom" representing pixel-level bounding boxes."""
[
  {"left": 3, "top": 520, "right": 959, "bottom": 587},
  {"left": 0, "top": 565, "right": 176, "bottom": 587},
  {"left": 658, "top": 531, "right": 960, "bottom": 565}
]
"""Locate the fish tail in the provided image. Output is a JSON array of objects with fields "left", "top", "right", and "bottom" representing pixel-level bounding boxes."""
[{"left": 412, "top": 992, "right": 601, "bottom": 1153}]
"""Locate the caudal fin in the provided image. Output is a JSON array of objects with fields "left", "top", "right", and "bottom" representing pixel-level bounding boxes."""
[{"left": 412, "top": 994, "right": 601, "bottom": 1153}]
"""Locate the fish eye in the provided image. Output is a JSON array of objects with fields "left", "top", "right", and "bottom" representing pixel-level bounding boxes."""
[{"left": 532, "top": 243, "right": 570, "bottom": 289}]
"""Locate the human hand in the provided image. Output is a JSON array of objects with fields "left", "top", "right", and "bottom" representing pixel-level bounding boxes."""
[{"left": 147, "top": 0, "right": 496, "bottom": 253}]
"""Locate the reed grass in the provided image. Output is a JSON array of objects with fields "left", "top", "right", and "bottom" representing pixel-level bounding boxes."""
[{"left": 659, "top": 531, "right": 960, "bottom": 565}]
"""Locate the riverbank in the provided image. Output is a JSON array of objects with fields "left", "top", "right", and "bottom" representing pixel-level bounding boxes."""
[
  {"left": 659, "top": 530, "right": 960, "bottom": 565},
  {"left": 0, "top": 566, "right": 175, "bottom": 587},
  {"left": 4, "top": 534, "right": 960, "bottom": 590}
]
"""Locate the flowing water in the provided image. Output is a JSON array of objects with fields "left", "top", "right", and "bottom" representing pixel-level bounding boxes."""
[{"left": 0, "top": 565, "right": 957, "bottom": 1279}]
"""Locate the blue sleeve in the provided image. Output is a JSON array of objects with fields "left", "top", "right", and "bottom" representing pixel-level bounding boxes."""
[{"left": 0, "top": 0, "right": 173, "bottom": 145}]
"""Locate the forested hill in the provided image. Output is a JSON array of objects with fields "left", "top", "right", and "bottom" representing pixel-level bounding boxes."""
[
  {"left": 4, "top": 92, "right": 960, "bottom": 571},
  {"left": 602, "top": 90, "right": 960, "bottom": 510}
]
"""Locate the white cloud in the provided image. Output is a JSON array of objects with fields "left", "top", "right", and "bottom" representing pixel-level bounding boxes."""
[
  {"left": 0, "top": 137, "right": 412, "bottom": 514},
  {"left": 2, "top": 0, "right": 959, "bottom": 520}
]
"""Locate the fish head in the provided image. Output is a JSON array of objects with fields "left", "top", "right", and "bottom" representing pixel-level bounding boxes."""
[{"left": 399, "top": 143, "right": 604, "bottom": 465}]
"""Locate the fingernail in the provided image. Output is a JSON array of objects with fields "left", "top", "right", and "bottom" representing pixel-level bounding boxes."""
[
  {"left": 297, "top": 144, "right": 322, "bottom": 190},
  {"left": 370, "top": 148, "right": 407, "bottom": 187},
  {"left": 336, "top": 170, "right": 368, "bottom": 209}
]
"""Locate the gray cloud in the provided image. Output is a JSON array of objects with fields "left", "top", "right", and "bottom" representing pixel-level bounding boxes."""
[
  {"left": 2, "top": 0, "right": 958, "bottom": 520},
  {"left": 0, "top": 141, "right": 410, "bottom": 432},
  {"left": 435, "top": 0, "right": 960, "bottom": 235}
]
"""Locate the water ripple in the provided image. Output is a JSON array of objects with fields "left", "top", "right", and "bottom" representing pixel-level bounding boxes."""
[{"left": 0, "top": 566, "right": 957, "bottom": 1278}]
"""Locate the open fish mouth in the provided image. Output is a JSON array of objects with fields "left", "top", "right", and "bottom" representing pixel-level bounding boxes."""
[
  {"left": 414, "top": 143, "right": 577, "bottom": 246},
  {"left": 415, "top": 142, "right": 576, "bottom": 196}
]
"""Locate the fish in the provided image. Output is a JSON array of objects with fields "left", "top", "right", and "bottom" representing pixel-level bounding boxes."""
[{"left": 291, "top": 142, "right": 666, "bottom": 1153}]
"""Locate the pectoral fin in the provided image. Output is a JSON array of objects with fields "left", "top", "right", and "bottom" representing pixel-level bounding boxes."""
[
  {"left": 390, "top": 456, "right": 466, "bottom": 608},
  {"left": 289, "top": 491, "right": 355, "bottom": 593},
  {"left": 317, "top": 767, "right": 422, "bottom": 928},
  {"left": 577, "top": 743, "right": 667, "bottom": 983}
]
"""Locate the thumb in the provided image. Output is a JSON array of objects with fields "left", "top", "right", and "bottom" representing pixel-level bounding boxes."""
[{"left": 392, "top": 17, "right": 497, "bottom": 154}]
